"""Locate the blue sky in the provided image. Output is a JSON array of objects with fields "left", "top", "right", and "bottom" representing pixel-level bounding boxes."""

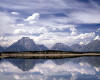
[{"left": 0, "top": 0, "right": 100, "bottom": 47}]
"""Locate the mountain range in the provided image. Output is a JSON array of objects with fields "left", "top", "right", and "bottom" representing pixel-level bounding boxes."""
[
  {"left": 0, "top": 46, "right": 4, "bottom": 52},
  {"left": 1, "top": 37, "right": 100, "bottom": 52}
]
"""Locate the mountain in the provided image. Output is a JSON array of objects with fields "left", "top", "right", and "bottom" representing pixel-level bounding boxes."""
[
  {"left": 51, "top": 40, "right": 100, "bottom": 52},
  {"left": 71, "top": 40, "right": 100, "bottom": 52},
  {"left": 51, "top": 43, "right": 72, "bottom": 51},
  {"left": 82, "top": 40, "right": 100, "bottom": 52},
  {"left": 38, "top": 45, "right": 48, "bottom": 51},
  {"left": 5, "top": 37, "right": 39, "bottom": 52},
  {"left": 70, "top": 44, "right": 83, "bottom": 52},
  {"left": 4, "top": 37, "right": 48, "bottom": 52},
  {"left": 0, "top": 46, "right": 4, "bottom": 52}
]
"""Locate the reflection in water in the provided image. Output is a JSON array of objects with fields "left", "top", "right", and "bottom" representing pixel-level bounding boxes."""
[{"left": 0, "top": 57, "right": 100, "bottom": 80}]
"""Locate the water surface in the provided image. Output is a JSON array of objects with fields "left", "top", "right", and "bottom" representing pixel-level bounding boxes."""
[{"left": 0, "top": 57, "right": 100, "bottom": 80}]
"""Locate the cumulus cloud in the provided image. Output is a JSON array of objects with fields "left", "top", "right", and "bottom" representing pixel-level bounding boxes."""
[
  {"left": 72, "top": 32, "right": 96, "bottom": 45},
  {"left": 75, "top": 32, "right": 95, "bottom": 39},
  {"left": 14, "top": 29, "right": 26, "bottom": 35},
  {"left": 25, "top": 13, "right": 40, "bottom": 24},
  {"left": 13, "top": 27, "right": 47, "bottom": 35}
]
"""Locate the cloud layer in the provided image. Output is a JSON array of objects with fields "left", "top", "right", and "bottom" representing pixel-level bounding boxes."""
[{"left": 0, "top": 0, "right": 100, "bottom": 47}]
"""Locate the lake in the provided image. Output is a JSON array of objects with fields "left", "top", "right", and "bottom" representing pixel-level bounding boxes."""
[{"left": 0, "top": 57, "right": 100, "bottom": 80}]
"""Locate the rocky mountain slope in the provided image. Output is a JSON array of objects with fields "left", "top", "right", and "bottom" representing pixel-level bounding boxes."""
[{"left": 4, "top": 37, "right": 48, "bottom": 52}]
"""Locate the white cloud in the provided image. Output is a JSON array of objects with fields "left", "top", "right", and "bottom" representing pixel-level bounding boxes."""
[
  {"left": 0, "top": 61, "right": 22, "bottom": 73},
  {"left": 75, "top": 32, "right": 95, "bottom": 40},
  {"left": 0, "top": 36, "right": 7, "bottom": 41},
  {"left": 0, "top": 36, "right": 23, "bottom": 47},
  {"left": 11, "top": 12, "right": 19, "bottom": 15},
  {"left": 14, "top": 29, "right": 26, "bottom": 34},
  {"left": 96, "top": 28, "right": 100, "bottom": 32},
  {"left": 25, "top": 13, "right": 40, "bottom": 24},
  {"left": 94, "top": 67, "right": 100, "bottom": 72},
  {"left": 94, "top": 35, "right": 100, "bottom": 40},
  {"left": 14, "top": 75, "right": 20, "bottom": 80},
  {"left": 0, "top": 6, "right": 98, "bottom": 47},
  {"left": 79, "top": 62, "right": 91, "bottom": 67},
  {"left": 0, "top": 12, "right": 15, "bottom": 35},
  {"left": 0, "top": 22, "right": 96, "bottom": 47},
  {"left": 11, "top": 26, "right": 96, "bottom": 48},
  {"left": 69, "top": 26, "right": 77, "bottom": 35},
  {"left": 72, "top": 32, "right": 96, "bottom": 45},
  {"left": 79, "top": 42, "right": 84, "bottom": 45},
  {"left": 13, "top": 27, "right": 47, "bottom": 35},
  {"left": 36, "top": 32, "right": 96, "bottom": 47},
  {"left": 30, "top": 60, "right": 96, "bottom": 75},
  {"left": 70, "top": 73, "right": 77, "bottom": 80},
  {"left": 0, "top": 0, "right": 100, "bottom": 23},
  {"left": 16, "top": 24, "right": 24, "bottom": 27},
  {"left": 68, "top": 9, "right": 100, "bottom": 23}
]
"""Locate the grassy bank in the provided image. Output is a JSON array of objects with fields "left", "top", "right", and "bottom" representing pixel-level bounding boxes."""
[{"left": 0, "top": 51, "right": 100, "bottom": 59}]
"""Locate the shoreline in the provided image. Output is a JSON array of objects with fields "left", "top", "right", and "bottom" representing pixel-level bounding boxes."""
[{"left": 0, "top": 51, "right": 100, "bottom": 59}]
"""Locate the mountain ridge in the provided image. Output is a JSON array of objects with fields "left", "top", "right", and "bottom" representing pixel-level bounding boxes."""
[
  {"left": 51, "top": 43, "right": 72, "bottom": 51},
  {"left": 4, "top": 37, "right": 48, "bottom": 52},
  {"left": 1, "top": 37, "right": 100, "bottom": 52}
]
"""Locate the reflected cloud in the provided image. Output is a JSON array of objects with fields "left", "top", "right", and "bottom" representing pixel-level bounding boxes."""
[{"left": 0, "top": 57, "right": 100, "bottom": 80}]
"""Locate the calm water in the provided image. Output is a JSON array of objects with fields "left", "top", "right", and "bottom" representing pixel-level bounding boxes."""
[{"left": 0, "top": 57, "right": 100, "bottom": 80}]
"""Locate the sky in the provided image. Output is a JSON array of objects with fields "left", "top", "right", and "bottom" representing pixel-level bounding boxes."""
[{"left": 0, "top": 0, "right": 100, "bottom": 47}]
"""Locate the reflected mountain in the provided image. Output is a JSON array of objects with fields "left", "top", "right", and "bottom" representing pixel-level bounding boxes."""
[
  {"left": 0, "top": 57, "right": 100, "bottom": 71},
  {"left": 0, "top": 57, "right": 100, "bottom": 80},
  {"left": 5, "top": 59, "right": 45, "bottom": 71}
]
